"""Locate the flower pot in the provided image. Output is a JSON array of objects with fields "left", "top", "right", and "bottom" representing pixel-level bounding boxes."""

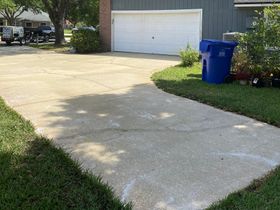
[
  {"left": 224, "top": 74, "right": 235, "bottom": 83},
  {"left": 261, "top": 77, "right": 272, "bottom": 87},
  {"left": 272, "top": 78, "right": 280, "bottom": 88},
  {"left": 236, "top": 71, "right": 251, "bottom": 85},
  {"left": 239, "top": 80, "right": 248, "bottom": 85},
  {"left": 251, "top": 77, "right": 263, "bottom": 88},
  {"left": 236, "top": 71, "right": 251, "bottom": 81}
]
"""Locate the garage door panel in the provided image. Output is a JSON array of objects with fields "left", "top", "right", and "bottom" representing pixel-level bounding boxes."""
[{"left": 113, "top": 10, "right": 202, "bottom": 55}]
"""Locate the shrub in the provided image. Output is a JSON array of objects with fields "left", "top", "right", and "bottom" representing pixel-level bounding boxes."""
[
  {"left": 179, "top": 45, "right": 199, "bottom": 67},
  {"left": 71, "top": 29, "right": 100, "bottom": 53},
  {"left": 232, "top": 49, "right": 251, "bottom": 73},
  {"left": 235, "top": 5, "right": 280, "bottom": 77}
]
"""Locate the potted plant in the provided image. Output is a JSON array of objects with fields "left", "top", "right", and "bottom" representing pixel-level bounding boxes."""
[
  {"left": 272, "top": 77, "right": 280, "bottom": 88},
  {"left": 272, "top": 70, "right": 280, "bottom": 88},
  {"left": 233, "top": 6, "right": 280, "bottom": 87},
  {"left": 261, "top": 76, "right": 272, "bottom": 87},
  {"left": 232, "top": 50, "right": 252, "bottom": 85},
  {"left": 270, "top": 58, "right": 280, "bottom": 88},
  {"left": 250, "top": 66, "right": 272, "bottom": 88},
  {"left": 236, "top": 71, "right": 251, "bottom": 85},
  {"left": 263, "top": 6, "right": 280, "bottom": 87}
]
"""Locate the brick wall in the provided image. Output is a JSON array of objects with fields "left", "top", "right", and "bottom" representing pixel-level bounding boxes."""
[{"left": 100, "top": 0, "right": 111, "bottom": 51}]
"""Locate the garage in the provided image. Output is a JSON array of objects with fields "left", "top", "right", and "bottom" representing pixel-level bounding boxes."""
[{"left": 111, "top": 10, "right": 203, "bottom": 55}]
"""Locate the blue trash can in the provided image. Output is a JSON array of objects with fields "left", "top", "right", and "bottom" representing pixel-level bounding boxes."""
[{"left": 200, "top": 39, "right": 238, "bottom": 84}]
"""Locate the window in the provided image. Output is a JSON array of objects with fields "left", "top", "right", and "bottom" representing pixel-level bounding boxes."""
[
  {"left": 41, "top": 22, "right": 47, "bottom": 26},
  {"left": 0, "top": 21, "right": 3, "bottom": 26},
  {"left": 26, "top": 22, "right": 32, "bottom": 27}
]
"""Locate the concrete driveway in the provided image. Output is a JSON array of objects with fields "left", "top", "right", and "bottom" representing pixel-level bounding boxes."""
[{"left": 1, "top": 46, "right": 280, "bottom": 210}]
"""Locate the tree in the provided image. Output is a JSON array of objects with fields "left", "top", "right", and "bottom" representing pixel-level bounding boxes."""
[
  {"left": 1, "top": 0, "right": 99, "bottom": 45},
  {"left": 0, "top": 0, "right": 27, "bottom": 25},
  {"left": 80, "top": 0, "right": 99, "bottom": 26},
  {"left": 42, "top": 0, "right": 99, "bottom": 46},
  {"left": 66, "top": 0, "right": 99, "bottom": 27},
  {"left": 0, "top": 0, "right": 42, "bottom": 25},
  {"left": 41, "top": 0, "right": 69, "bottom": 45},
  {"left": 66, "top": 0, "right": 80, "bottom": 27}
]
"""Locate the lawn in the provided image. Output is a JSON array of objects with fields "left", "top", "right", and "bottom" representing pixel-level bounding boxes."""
[
  {"left": 208, "top": 167, "right": 280, "bottom": 210},
  {"left": 64, "top": 29, "right": 73, "bottom": 38},
  {"left": 30, "top": 43, "right": 71, "bottom": 53},
  {"left": 64, "top": 29, "right": 72, "bottom": 34},
  {"left": 0, "top": 97, "right": 131, "bottom": 210},
  {"left": 152, "top": 63, "right": 280, "bottom": 209},
  {"left": 152, "top": 63, "right": 280, "bottom": 127}
]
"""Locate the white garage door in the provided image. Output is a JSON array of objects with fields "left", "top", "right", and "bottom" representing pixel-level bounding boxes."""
[{"left": 112, "top": 10, "right": 202, "bottom": 55}]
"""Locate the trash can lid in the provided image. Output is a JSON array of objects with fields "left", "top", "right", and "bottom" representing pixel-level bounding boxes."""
[{"left": 200, "top": 39, "right": 238, "bottom": 53}]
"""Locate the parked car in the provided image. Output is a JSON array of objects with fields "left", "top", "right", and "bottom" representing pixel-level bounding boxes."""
[
  {"left": 72, "top": 26, "right": 96, "bottom": 33},
  {"left": 1, "top": 26, "right": 25, "bottom": 45},
  {"left": 31, "top": 26, "right": 55, "bottom": 42}
]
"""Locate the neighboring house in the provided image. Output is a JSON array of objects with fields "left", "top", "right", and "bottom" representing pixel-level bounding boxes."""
[
  {"left": 0, "top": 10, "right": 51, "bottom": 28},
  {"left": 100, "top": 0, "right": 280, "bottom": 55}
]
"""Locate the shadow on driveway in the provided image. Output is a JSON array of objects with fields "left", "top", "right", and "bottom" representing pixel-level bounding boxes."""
[{"left": 40, "top": 83, "right": 280, "bottom": 210}]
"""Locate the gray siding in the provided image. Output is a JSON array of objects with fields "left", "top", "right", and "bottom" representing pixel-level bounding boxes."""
[{"left": 112, "top": 0, "right": 258, "bottom": 39}]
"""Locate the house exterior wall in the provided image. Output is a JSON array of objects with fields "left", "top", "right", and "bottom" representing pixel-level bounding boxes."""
[
  {"left": 100, "top": 0, "right": 112, "bottom": 51},
  {"left": 0, "top": 19, "right": 6, "bottom": 26},
  {"left": 0, "top": 18, "right": 50, "bottom": 28},
  {"left": 21, "top": 21, "right": 51, "bottom": 28},
  {"left": 111, "top": 0, "right": 258, "bottom": 40}
]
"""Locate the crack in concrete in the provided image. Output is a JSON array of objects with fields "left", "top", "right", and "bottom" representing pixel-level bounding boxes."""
[
  {"left": 40, "top": 68, "right": 115, "bottom": 90},
  {"left": 53, "top": 123, "right": 244, "bottom": 145}
]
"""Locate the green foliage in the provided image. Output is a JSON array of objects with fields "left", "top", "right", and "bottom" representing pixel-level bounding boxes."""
[
  {"left": 66, "top": 0, "right": 99, "bottom": 27},
  {"left": 71, "top": 29, "right": 100, "bottom": 53},
  {"left": 0, "top": 0, "right": 42, "bottom": 25},
  {"left": 81, "top": 0, "right": 99, "bottom": 26},
  {"left": 232, "top": 48, "right": 252, "bottom": 73},
  {"left": 179, "top": 45, "right": 199, "bottom": 67},
  {"left": 235, "top": 5, "right": 280, "bottom": 76},
  {"left": 0, "top": 0, "right": 24, "bottom": 25},
  {"left": 0, "top": 0, "right": 13, "bottom": 8}
]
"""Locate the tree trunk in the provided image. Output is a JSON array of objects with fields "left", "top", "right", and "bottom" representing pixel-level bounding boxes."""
[
  {"left": 6, "top": 17, "right": 15, "bottom": 26},
  {"left": 42, "top": 0, "right": 67, "bottom": 45},
  {"left": 54, "top": 18, "right": 65, "bottom": 45}
]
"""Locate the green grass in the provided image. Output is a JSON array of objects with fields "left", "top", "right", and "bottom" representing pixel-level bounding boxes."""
[
  {"left": 29, "top": 43, "right": 71, "bottom": 53},
  {"left": 152, "top": 63, "right": 280, "bottom": 127},
  {"left": 64, "top": 29, "right": 72, "bottom": 34},
  {"left": 64, "top": 29, "right": 72, "bottom": 38},
  {"left": 152, "top": 63, "right": 280, "bottom": 209},
  {"left": 207, "top": 167, "right": 280, "bottom": 210},
  {"left": 0, "top": 97, "right": 131, "bottom": 210}
]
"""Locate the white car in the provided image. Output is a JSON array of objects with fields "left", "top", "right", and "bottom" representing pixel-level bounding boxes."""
[{"left": 1, "top": 26, "right": 25, "bottom": 45}]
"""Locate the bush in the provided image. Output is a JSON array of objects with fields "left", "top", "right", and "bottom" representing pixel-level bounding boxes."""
[
  {"left": 232, "top": 49, "right": 251, "bottom": 73},
  {"left": 179, "top": 45, "right": 199, "bottom": 67},
  {"left": 234, "top": 5, "right": 280, "bottom": 77},
  {"left": 71, "top": 29, "right": 100, "bottom": 53}
]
